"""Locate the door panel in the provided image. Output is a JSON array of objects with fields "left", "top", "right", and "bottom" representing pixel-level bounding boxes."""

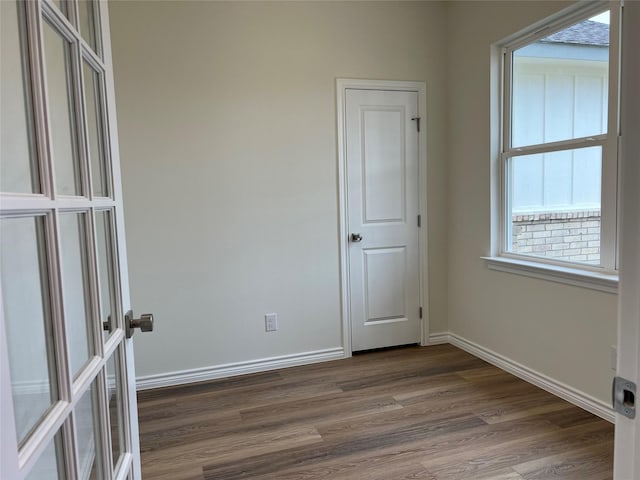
[
  {"left": 346, "top": 89, "right": 421, "bottom": 351},
  {"left": 0, "top": 1, "right": 142, "bottom": 479},
  {"left": 362, "top": 109, "right": 406, "bottom": 223},
  {"left": 364, "top": 247, "right": 407, "bottom": 322}
]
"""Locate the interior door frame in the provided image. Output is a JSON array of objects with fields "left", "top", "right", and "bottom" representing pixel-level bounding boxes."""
[
  {"left": 336, "top": 79, "right": 429, "bottom": 357},
  {"left": 613, "top": 0, "right": 640, "bottom": 476}
]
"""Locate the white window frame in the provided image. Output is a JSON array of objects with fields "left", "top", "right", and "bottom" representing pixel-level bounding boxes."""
[{"left": 486, "top": 1, "right": 622, "bottom": 293}]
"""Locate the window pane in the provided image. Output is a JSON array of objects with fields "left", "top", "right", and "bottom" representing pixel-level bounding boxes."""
[
  {"left": 509, "top": 146, "right": 602, "bottom": 265},
  {"left": 26, "top": 429, "right": 66, "bottom": 480},
  {"left": 78, "top": 0, "right": 98, "bottom": 53},
  {"left": 106, "top": 349, "right": 126, "bottom": 471},
  {"left": 1, "top": 0, "right": 39, "bottom": 193},
  {"left": 512, "top": 13, "right": 609, "bottom": 148},
  {"left": 95, "top": 210, "right": 116, "bottom": 339},
  {"left": 74, "top": 381, "right": 103, "bottom": 480},
  {"left": 43, "top": 21, "right": 82, "bottom": 196},
  {"left": 51, "top": 0, "right": 70, "bottom": 22},
  {"left": 83, "top": 61, "right": 108, "bottom": 197},
  {"left": 59, "top": 212, "right": 94, "bottom": 379},
  {"left": 1, "top": 216, "right": 58, "bottom": 445}
]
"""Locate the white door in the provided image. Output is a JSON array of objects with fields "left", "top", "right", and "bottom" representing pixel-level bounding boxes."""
[
  {"left": 614, "top": 0, "right": 640, "bottom": 477},
  {"left": 0, "top": 1, "right": 146, "bottom": 479},
  {"left": 345, "top": 88, "right": 422, "bottom": 352}
]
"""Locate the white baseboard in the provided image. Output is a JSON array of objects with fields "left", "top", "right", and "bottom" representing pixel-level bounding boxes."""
[
  {"left": 136, "top": 347, "right": 345, "bottom": 391},
  {"left": 430, "top": 332, "right": 615, "bottom": 424},
  {"left": 426, "top": 332, "right": 450, "bottom": 345}
]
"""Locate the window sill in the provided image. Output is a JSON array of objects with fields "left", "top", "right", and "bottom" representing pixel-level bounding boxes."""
[{"left": 482, "top": 256, "right": 618, "bottom": 294}]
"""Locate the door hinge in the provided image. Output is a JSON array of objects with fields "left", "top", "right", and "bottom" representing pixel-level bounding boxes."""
[
  {"left": 613, "top": 376, "right": 636, "bottom": 419},
  {"left": 411, "top": 117, "right": 421, "bottom": 132},
  {"left": 417, "top": 214, "right": 421, "bottom": 227},
  {"left": 419, "top": 307, "right": 423, "bottom": 319}
]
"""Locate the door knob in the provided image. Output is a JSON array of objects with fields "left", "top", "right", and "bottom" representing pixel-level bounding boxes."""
[
  {"left": 125, "top": 310, "right": 154, "bottom": 338},
  {"left": 351, "top": 233, "right": 363, "bottom": 242}
]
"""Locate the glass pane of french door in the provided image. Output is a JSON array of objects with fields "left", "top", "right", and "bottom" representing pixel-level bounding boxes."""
[
  {"left": 82, "top": 61, "right": 109, "bottom": 197},
  {"left": 25, "top": 429, "right": 66, "bottom": 480},
  {"left": 106, "top": 347, "right": 126, "bottom": 468},
  {"left": 73, "top": 379, "right": 102, "bottom": 479},
  {"left": 1, "top": 215, "right": 58, "bottom": 446},
  {"left": 95, "top": 209, "right": 116, "bottom": 340},
  {"left": 0, "top": 0, "right": 39, "bottom": 194},
  {"left": 58, "top": 211, "right": 94, "bottom": 379},
  {"left": 42, "top": 18, "right": 82, "bottom": 197},
  {"left": 78, "top": 0, "right": 98, "bottom": 53},
  {"left": 0, "top": 1, "right": 138, "bottom": 479}
]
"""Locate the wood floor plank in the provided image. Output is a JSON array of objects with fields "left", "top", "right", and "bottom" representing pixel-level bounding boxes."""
[
  {"left": 137, "top": 371, "right": 283, "bottom": 404},
  {"left": 202, "top": 414, "right": 485, "bottom": 479},
  {"left": 265, "top": 457, "right": 439, "bottom": 480},
  {"left": 421, "top": 421, "right": 614, "bottom": 479},
  {"left": 513, "top": 442, "right": 615, "bottom": 480},
  {"left": 144, "top": 424, "right": 323, "bottom": 474},
  {"left": 138, "top": 344, "right": 614, "bottom": 480},
  {"left": 472, "top": 394, "right": 570, "bottom": 424}
]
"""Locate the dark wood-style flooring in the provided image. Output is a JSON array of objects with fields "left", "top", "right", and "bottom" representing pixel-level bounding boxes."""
[{"left": 137, "top": 344, "right": 614, "bottom": 479}]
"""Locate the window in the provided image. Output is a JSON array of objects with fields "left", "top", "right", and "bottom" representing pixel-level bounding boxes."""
[{"left": 499, "top": 4, "right": 620, "bottom": 274}]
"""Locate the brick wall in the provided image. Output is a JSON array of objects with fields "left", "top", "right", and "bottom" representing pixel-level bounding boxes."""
[{"left": 511, "top": 210, "right": 601, "bottom": 264}]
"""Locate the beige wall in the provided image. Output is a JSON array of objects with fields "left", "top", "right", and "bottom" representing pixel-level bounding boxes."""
[
  {"left": 446, "top": 1, "right": 617, "bottom": 404},
  {"left": 109, "top": 1, "right": 449, "bottom": 377},
  {"left": 111, "top": 0, "right": 617, "bottom": 406}
]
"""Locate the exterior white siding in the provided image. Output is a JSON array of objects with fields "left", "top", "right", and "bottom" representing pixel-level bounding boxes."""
[{"left": 511, "top": 56, "right": 608, "bottom": 213}]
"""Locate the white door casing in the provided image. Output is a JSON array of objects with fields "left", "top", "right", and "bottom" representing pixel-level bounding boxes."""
[
  {"left": 337, "top": 80, "right": 428, "bottom": 354},
  {"left": 0, "top": 1, "right": 141, "bottom": 479},
  {"left": 613, "top": 0, "right": 640, "bottom": 477}
]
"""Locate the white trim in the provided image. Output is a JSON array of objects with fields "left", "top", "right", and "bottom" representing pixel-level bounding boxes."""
[
  {"left": 135, "top": 348, "right": 346, "bottom": 391},
  {"left": 483, "top": 256, "right": 618, "bottom": 294},
  {"left": 500, "top": 1, "right": 611, "bottom": 54},
  {"left": 425, "top": 332, "right": 450, "bottom": 346},
  {"left": 429, "top": 332, "right": 615, "bottom": 423},
  {"left": 504, "top": 134, "right": 606, "bottom": 158},
  {"left": 614, "top": 0, "right": 640, "bottom": 475},
  {"left": 336, "top": 78, "right": 429, "bottom": 355}
]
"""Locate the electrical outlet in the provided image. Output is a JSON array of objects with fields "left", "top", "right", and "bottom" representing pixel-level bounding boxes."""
[
  {"left": 265, "top": 313, "right": 278, "bottom": 332},
  {"left": 611, "top": 345, "right": 617, "bottom": 371}
]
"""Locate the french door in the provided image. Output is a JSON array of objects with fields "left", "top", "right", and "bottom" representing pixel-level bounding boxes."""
[{"left": 1, "top": 1, "right": 142, "bottom": 479}]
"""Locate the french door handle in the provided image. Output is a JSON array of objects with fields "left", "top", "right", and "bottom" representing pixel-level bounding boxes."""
[
  {"left": 351, "top": 233, "right": 363, "bottom": 242},
  {"left": 125, "top": 310, "right": 154, "bottom": 338}
]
